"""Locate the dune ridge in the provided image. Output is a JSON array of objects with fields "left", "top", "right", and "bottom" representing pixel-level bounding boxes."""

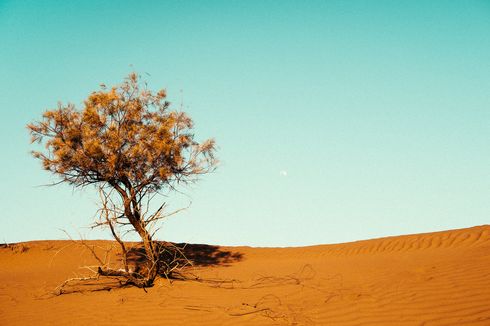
[
  {"left": 318, "top": 225, "right": 490, "bottom": 255},
  {"left": 1, "top": 225, "right": 490, "bottom": 325}
]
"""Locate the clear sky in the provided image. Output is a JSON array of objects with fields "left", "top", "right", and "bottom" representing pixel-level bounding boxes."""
[{"left": 1, "top": 1, "right": 489, "bottom": 246}]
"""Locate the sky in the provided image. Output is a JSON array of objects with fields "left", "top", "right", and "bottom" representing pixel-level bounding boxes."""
[{"left": 1, "top": 0, "right": 489, "bottom": 247}]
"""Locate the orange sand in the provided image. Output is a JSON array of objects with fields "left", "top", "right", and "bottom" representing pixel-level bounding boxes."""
[{"left": 1, "top": 225, "right": 490, "bottom": 325}]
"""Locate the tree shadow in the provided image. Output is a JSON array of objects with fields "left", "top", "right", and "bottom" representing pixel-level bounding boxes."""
[
  {"left": 123, "top": 242, "right": 243, "bottom": 275},
  {"left": 174, "top": 243, "right": 243, "bottom": 267}
]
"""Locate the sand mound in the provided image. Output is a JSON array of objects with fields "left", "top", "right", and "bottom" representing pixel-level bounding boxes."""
[{"left": 1, "top": 225, "right": 490, "bottom": 325}]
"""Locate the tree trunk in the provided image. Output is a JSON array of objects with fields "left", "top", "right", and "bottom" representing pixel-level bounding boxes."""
[
  {"left": 128, "top": 208, "right": 160, "bottom": 286},
  {"left": 109, "top": 181, "right": 161, "bottom": 287},
  {"left": 138, "top": 226, "right": 159, "bottom": 286}
]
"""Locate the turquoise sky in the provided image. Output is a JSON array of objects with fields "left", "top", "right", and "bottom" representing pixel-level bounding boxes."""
[{"left": 1, "top": 1, "right": 489, "bottom": 246}]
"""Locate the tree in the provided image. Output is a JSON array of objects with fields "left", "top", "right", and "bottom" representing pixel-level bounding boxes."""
[{"left": 27, "top": 73, "right": 217, "bottom": 288}]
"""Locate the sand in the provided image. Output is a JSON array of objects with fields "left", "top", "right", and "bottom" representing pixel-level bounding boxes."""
[{"left": 1, "top": 225, "right": 490, "bottom": 325}]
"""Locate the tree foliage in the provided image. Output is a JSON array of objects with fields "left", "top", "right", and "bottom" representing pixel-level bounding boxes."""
[{"left": 28, "top": 73, "right": 217, "bottom": 287}]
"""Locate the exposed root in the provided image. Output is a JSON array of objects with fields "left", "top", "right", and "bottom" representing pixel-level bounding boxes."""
[{"left": 53, "top": 239, "right": 197, "bottom": 295}]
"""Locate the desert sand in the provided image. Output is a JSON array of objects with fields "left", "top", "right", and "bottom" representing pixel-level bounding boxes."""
[{"left": 1, "top": 225, "right": 490, "bottom": 325}]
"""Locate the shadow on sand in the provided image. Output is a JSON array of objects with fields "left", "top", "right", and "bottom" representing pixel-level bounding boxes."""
[
  {"left": 175, "top": 243, "right": 243, "bottom": 267},
  {"left": 124, "top": 242, "right": 243, "bottom": 274}
]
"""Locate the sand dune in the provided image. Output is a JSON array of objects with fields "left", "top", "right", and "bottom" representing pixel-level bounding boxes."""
[{"left": 1, "top": 225, "right": 490, "bottom": 325}]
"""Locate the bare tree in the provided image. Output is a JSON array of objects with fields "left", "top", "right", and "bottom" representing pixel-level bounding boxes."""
[{"left": 28, "top": 73, "right": 217, "bottom": 287}]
